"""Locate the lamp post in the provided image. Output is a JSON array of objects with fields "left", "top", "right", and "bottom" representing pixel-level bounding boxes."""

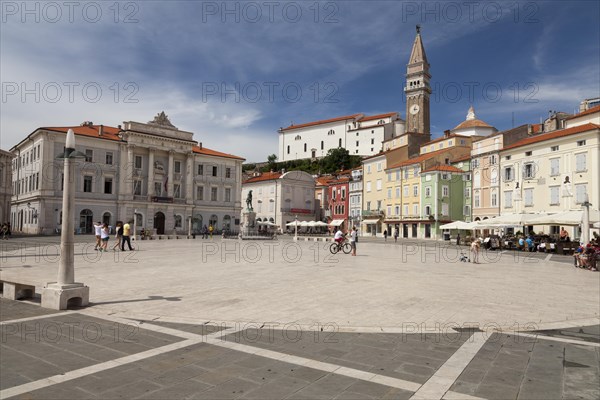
[
  {"left": 294, "top": 214, "right": 298, "bottom": 241},
  {"left": 188, "top": 215, "right": 192, "bottom": 238},
  {"left": 42, "top": 129, "right": 89, "bottom": 310},
  {"left": 581, "top": 194, "right": 592, "bottom": 244},
  {"left": 133, "top": 209, "right": 137, "bottom": 241}
]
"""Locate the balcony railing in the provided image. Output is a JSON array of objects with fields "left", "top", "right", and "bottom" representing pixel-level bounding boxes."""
[{"left": 362, "top": 210, "right": 384, "bottom": 217}]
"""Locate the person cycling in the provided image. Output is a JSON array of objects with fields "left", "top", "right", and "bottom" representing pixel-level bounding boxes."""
[{"left": 334, "top": 228, "right": 345, "bottom": 245}]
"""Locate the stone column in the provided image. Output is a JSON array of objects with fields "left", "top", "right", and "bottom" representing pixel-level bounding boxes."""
[
  {"left": 125, "top": 145, "right": 134, "bottom": 196},
  {"left": 147, "top": 149, "right": 155, "bottom": 199},
  {"left": 186, "top": 153, "right": 194, "bottom": 204},
  {"left": 167, "top": 151, "right": 174, "bottom": 196}
]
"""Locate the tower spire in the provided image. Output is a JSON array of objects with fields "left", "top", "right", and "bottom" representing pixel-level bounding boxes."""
[{"left": 404, "top": 26, "right": 431, "bottom": 134}]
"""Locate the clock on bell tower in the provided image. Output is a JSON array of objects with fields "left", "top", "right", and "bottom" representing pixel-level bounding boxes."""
[{"left": 404, "top": 25, "right": 431, "bottom": 134}]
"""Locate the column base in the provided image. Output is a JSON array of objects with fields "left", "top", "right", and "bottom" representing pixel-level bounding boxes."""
[{"left": 41, "top": 282, "right": 89, "bottom": 310}]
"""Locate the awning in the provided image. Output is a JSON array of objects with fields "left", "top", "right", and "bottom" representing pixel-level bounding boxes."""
[
  {"left": 363, "top": 220, "right": 380, "bottom": 225},
  {"left": 328, "top": 219, "right": 345, "bottom": 226}
]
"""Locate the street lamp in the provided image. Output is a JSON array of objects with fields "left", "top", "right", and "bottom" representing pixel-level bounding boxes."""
[
  {"left": 581, "top": 194, "right": 592, "bottom": 244},
  {"left": 294, "top": 214, "right": 298, "bottom": 241},
  {"left": 42, "top": 129, "right": 89, "bottom": 310}
]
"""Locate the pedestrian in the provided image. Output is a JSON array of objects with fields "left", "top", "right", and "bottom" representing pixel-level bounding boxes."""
[
  {"left": 456, "top": 233, "right": 461, "bottom": 246},
  {"left": 100, "top": 223, "right": 110, "bottom": 252},
  {"left": 470, "top": 238, "right": 480, "bottom": 264},
  {"left": 202, "top": 225, "right": 208, "bottom": 239},
  {"left": 350, "top": 226, "right": 357, "bottom": 256},
  {"left": 208, "top": 224, "right": 214, "bottom": 239},
  {"left": 1, "top": 223, "right": 8, "bottom": 240},
  {"left": 93, "top": 221, "right": 102, "bottom": 250},
  {"left": 121, "top": 220, "right": 134, "bottom": 251},
  {"left": 113, "top": 221, "right": 123, "bottom": 251},
  {"left": 394, "top": 228, "right": 398, "bottom": 243},
  {"left": 383, "top": 229, "right": 388, "bottom": 241},
  {"left": 6, "top": 222, "right": 11, "bottom": 238}
]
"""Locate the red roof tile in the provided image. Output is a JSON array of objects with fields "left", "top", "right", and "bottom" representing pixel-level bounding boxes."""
[
  {"left": 358, "top": 112, "right": 397, "bottom": 122},
  {"left": 453, "top": 119, "right": 494, "bottom": 130},
  {"left": 43, "top": 125, "right": 122, "bottom": 141},
  {"left": 243, "top": 171, "right": 283, "bottom": 184},
  {"left": 566, "top": 105, "right": 600, "bottom": 120},
  {"left": 192, "top": 145, "right": 244, "bottom": 160},
  {"left": 452, "top": 154, "right": 471, "bottom": 163},
  {"left": 422, "top": 165, "right": 465, "bottom": 173},
  {"left": 386, "top": 148, "right": 451, "bottom": 170},
  {"left": 502, "top": 123, "right": 600, "bottom": 151},
  {"left": 280, "top": 114, "right": 362, "bottom": 131}
]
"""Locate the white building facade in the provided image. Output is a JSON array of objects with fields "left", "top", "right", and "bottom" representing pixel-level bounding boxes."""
[
  {"left": 0, "top": 149, "right": 13, "bottom": 224},
  {"left": 278, "top": 113, "right": 404, "bottom": 162},
  {"left": 348, "top": 168, "right": 363, "bottom": 230},
  {"left": 10, "top": 113, "right": 244, "bottom": 235},
  {"left": 242, "top": 170, "right": 316, "bottom": 231}
]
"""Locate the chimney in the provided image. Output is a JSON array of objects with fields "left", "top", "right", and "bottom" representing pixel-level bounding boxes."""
[
  {"left": 281, "top": 168, "right": 286, "bottom": 174},
  {"left": 98, "top": 124, "right": 104, "bottom": 136},
  {"left": 444, "top": 130, "right": 451, "bottom": 137}
]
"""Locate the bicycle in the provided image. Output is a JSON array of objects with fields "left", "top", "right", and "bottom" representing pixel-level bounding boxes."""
[{"left": 330, "top": 238, "right": 352, "bottom": 254}]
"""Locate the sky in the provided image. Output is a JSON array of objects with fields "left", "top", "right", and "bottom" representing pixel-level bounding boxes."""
[{"left": 1, "top": 1, "right": 599, "bottom": 162}]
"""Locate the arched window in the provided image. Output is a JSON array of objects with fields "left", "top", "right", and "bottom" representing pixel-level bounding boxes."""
[
  {"left": 321, "top": 141, "right": 324, "bottom": 150},
  {"left": 339, "top": 138, "right": 342, "bottom": 147},
  {"left": 328, "top": 129, "right": 335, "bottom": 135},
  {"left": 378, "top": 120, "right": 385, "bottom": 125},
  {"left": 304, "top": 143, "right": 307, "bottom": 152},
  {"left": 295, "top": 135, "right": 301, "bottom": 140},
  {"left": 209, "top": 214, "right": 218, "bottom": 227},
  {"left": 102, "top": 212, "right": 111, "bottom": 227},
  {"left": 223, "top": 215, "right": 231, "bottom": 230},
  {"left": 135, "top": 212, "right": 143, "bottom": 227},
  {"left": 287, "top": 145, "right": 290, "bottom": 154},
  {"left": 174, "top": 215, "right": 182, "bottom": 228},
  {"left": 425, "top": 205, "right": 431, "bottom": 215}
]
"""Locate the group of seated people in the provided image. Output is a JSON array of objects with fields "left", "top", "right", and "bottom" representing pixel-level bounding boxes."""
[{"left": 573, "top": 240, "right": 599, "bottom": 271}]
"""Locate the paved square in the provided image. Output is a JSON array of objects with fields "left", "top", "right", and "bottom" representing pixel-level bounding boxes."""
[{"left": 1, "top": 237, "right": 599, "bottom": 399}]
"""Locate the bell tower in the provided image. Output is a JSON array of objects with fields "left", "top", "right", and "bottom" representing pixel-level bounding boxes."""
[{"left": 405, "top": 25, "right": 431, "bottom": 134}]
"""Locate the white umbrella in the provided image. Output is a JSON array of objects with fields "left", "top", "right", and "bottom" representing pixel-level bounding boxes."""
[
  {"left": 286, "top": 221, "right": 301, "bottom": 227},
  {"left": 307, "top": 221, "right": 317, "bottom": 227},
  {"left": 314, "top": 221, "right": 328, "bottom": 227},
  {"left": 439, "top": 221, "right": 478, "bottom": 230},
  {"left": 483, "top": 213, "right": 550, "bottom": 227},
  {"left": 299, "top": 221, "right": 310, "bottom": 227},
  {"left": 526, "top": 210, "right": 600, "bottom": 226}
]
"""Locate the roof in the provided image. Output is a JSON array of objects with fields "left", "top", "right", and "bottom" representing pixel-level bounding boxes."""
[
  {"left": 422, "top": 165, "right": 465, "bottom": 174},
  {"left": 408, "top": 31, "right": 428, "bottom": 65},
  {"left": 566, "top": 105, "right": 600, "bottom": 120},
  {"left": 315, "top": 176, "right": 332, "bottom": 186},
  {"left": 43, "top": 125, "right": 122, "bottom": 141},
  {"left": 502, "top": 123, "right": 600, "bottom": 151},
  {"left": 423, "top": 133, "right": 474, "bottom": 146},
  {"left": 386, "top": 148, "right": 451, "bottom": 170},
  {"left": 452, "top": 154, "right": 471, "bottom": 163},
  {"left": 453, "top": 119, "right": 494, "bottom": 131},
  {"left": 243, "top": 171, "right": 282, "bottom": 184},
  {"left": 192, "top": 145, "right": 244, "bottom": 160},
  {"left": 280, "top": 114, "right": 362, "bottom": 131},
  {"left": 358, "top": 112, "right": 397, "bottom": 122}
]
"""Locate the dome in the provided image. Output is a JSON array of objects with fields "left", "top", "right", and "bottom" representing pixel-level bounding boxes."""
[{"left": 452, "top": 106, "right": 494, "bottom": 131}]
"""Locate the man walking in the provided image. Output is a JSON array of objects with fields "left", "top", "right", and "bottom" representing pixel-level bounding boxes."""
[
  {"left": 121, "top": 220, "right": 134, "bottom": 251},
  {"left": 350, "top": 226, "right": 357, "bottom": 256}
]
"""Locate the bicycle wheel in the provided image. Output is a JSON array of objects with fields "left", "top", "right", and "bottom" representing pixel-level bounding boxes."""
[
  {"left": 329, "top": 243, "right": 339, "bottom": 254},
  {"left": 342, "top": 242, "right": 352, "bottom": 254}
]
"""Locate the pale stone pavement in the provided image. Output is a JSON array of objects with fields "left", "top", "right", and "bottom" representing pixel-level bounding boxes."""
[{"left": 1, "top": 237, "right": 598, "bottom": 399}]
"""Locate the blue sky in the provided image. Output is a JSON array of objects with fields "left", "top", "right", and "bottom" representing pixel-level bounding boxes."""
[{"left": 1, "top": 1, "right": 599, "bottom": 162}]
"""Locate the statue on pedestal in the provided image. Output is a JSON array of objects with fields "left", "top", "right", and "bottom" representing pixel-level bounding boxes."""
[{"left": 246, "top": 190, "right": 253, "bottom": 211}]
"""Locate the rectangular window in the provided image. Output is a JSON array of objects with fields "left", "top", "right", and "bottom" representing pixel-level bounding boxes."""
[
  {"left": 212, "top": 166, "right": 218, "bottom": 176},
  {"left": 464, "top": 205, "right": 471, "bottom": 216},
  {"left": 105, "top": 152, "right": 113, "bottom": 165},
  {"left": 575, "top": 153, "right": 587, "bottom": 172},
  {"left": 332, "top": 189, "right": 336, "bottom": 200},
  {"left": 442, "top": 173, "right": 449, "bottom": 180},
  {"left": 524, "top": 188, "right": 533, "bottom": 206},
  {"left": 525, "top": 151, "right": 532, "bottom": 156},
  {"left": 490, "top": 155, "right": 497, "bottom": 165},
  {"left": 551, "top": 145, "right": 559, "bottom": 152},
  {"left": 366, "top": 201, "right": 371, "bottom": 211},
  {"left": 404, "top": 168, "right": 409, "bottom": 179},
  {"left": 577, "top": 140, "right": 586, "bottom": 146},
  {"left": 550, "top": 186, "right": 559, "bottom": 205},
  {"left": 377, "top": 162, "right": 382, "bottom": 172},
  {"left": 394, "top": 206, "right": 400, "bottom": 215},
  {"left": 404, "top": 205, "right": 409, "bottom": 215},
  {"left": 85, "top": 149, "right": 93, "bottom": 163},
  {"left": 376, "top": 179, "right": 382, "bottom": 191},
  {"left": 196, "top": 186, "right": 204, "bottom": 200},
  {"left": 155, "top": 182, "right": 162, "bottom": 196},
  {"left": 269, "top": 201, "right": 274, "bottom": 212},
  {"left": 211, "top": 187, "right": 218, "bottom": 201},
  {"left": 387, "top": 206, "right": 392, "bottom": 216},
  {"left": 403, "top": 185, "right": 409, "bottom": 197},
  {"left": 504, "top": 167, "right": 514, "bottom": 181},
  {"left": 225, "top": 168, "right": 231, "bottom": 178},
  {"left": 377, "top": 200, "right": 382, "bottom": 210},
  {"left": 104, "top": 178, "right": 113, "bottom": 194},
  {"left": 550, "top": 158, "right": 560, "bottom": 176},
  {"left": 441, "top": 203, "right": 449, "bottom": 216},
  {"left": 174, "top": 161, "right": 181, "bottom": 173},
  {"left": 491, "top": 192, "right": 497, "bottom": 207},
  {"left": 425, "top": 187, "right": 431, "bottom": 197},
  {"left": 387, "top": 188, "right": 392, "bottom": 199},
  {"left": 413, "top": 185, "right": 418, "bottom": 197},
  {"left": 523, "top": 163, "right": 535, "bottom": 179},
  {"left": 504, "top": 191, "right": 513, "bottom": 208},
  {"left": 174, "top": 184, "right": 181, "bottom": 198},
  {"left": 366, "top": 181, "right": 371, "bottom": 192},
  {"left": 387, "top": 172, "right": 392, "bottom": 182},
  {"left": 464, "top": 187, "right": 470, "bottom": 198},
  {"left": 474, "top": 194, "right": 480, "bottom": 208},
  {"left": 356, "top": 141, "right": 359, "bottom": 146},
  {"left": 134, "top": 180, "right": 142, "bottom": 196},
  {"left": 442, "top": 186, "right": 449, "bottom": 197},
  {"left": 197, "top": 164, "right": 204, "bottom": 175},
  {"left": 35, "top": 172, "right": 39, "bottom": 190},
  {"left": 413, "top": 204, "right": 419, "bottom": 215},
  {"left": 83, "top": 176, "right": 92, "bottom": 192},
  {"left": 395, "top": 187, "right": 400, "bottom": 198},
  {"left": 413, "top": 166, "right": 419, "bottom": 177},
  {"left": 367, "top": 165, "right": 371, "bottom": 174},
  {"left": 135, "top": 155, "right": 142, "bottom": 169},
  {"left": 575, "top": 184, "right": 587, "bottom": 204}
]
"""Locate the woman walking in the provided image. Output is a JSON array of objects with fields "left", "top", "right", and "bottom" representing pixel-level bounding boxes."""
[
  {"left": 100, "top": 223, "right": 110, "bottom": 252},
  {"left": 113, "top": 221, "right": 123, "bottom": 251},
  {"left": 350, "top": 226, "right": 357, "bottom": 256},
  {"left": 470, "top": 238, "right": 480, "bottom": 264}
]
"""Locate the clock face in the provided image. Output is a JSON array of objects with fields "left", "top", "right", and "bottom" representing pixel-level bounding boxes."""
[{"left": 410, "top": 104, "right": 420, "bottom": 115}]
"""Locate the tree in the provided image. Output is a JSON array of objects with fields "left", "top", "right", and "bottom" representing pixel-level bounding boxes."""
[
  {"left": 323, "top": 147, "right": 351, "bottom": 174},
  {"left": 267, "top": 154, "right": 278, "bottom": 171}
]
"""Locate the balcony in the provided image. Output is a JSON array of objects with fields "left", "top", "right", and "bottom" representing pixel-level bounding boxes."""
[{"left": 362, "top": 210, "right": 384, "bottom": 218}]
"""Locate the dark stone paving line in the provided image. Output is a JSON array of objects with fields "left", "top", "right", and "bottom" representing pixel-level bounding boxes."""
[
  {"left": 530, "top": 324, "right": 600, "bottom": 344},
  {"left": 221, "top": 329, "right": 471, "bottom": 385},
  {"left": 450, "top": 333, "right": 600, "bottom": 400},
  {"left": 0, "top": 297, "right": 60, "bottom": 322},
  {"left": 134, "top": 319, "right": 229, "bottom": 336},
  {"left": 6, "top": 342, "right": 414, "bottom": 400}
]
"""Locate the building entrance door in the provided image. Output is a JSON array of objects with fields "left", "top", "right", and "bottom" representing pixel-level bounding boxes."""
[
  {"left": 79, "top": 209, "right": 93, "bottom": 234},
  {"left": 154, "top": 212, "right": 165, "bottom": 234}
]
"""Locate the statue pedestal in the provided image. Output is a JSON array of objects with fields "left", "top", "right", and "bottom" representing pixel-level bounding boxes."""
[{"left": 241, "top": 211, "right": 258, "bottom": 238}]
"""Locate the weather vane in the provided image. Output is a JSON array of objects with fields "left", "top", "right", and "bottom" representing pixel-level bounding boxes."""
[{"left": 416, "top": 25, "right": 421, "bottom": 34}]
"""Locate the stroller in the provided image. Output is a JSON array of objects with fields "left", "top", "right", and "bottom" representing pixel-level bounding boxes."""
[{"left": 459, "top": 250, "right": 470, "bottom": 263}]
